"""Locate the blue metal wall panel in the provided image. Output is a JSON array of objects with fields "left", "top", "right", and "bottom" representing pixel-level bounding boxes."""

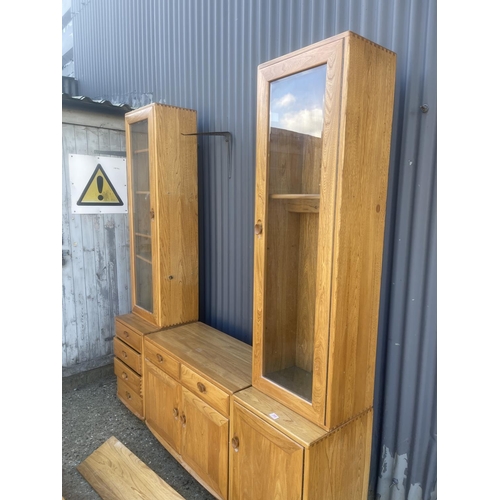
[{"left": 71, "top": 1, "right": 437, "bottom": 497}]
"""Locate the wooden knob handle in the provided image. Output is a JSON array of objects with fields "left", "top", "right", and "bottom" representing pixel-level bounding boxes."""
[
  {"left": 126, "top": 391, "right": 131, "bottom": 400},
  {"left": 172, "top": 408, "right": 179, "bottom": 418},
  {"left": 254, "top": 223, "right": 263, "bottom": 235},
  {"left": 150, "top": 209, "right": 155, "bottom": 219},
  {"left": 180, "top": 414, "right": 187, "bottom": 426},
  {"left": 122, "top": 351, "right": 127, "bottom": 358},
  {"left": 157, "top": 353, "right": 163, "bottom": 363},
  {"left": 197, "top": 382, "right": 206, "bottom": 393},
  {"left": 231, "top": 437, "right": 239, "bottom": 451},
  {"left": 123, "top": 330, "right": 129, "bottom": 338},
  {"left": 121, "top": 372, "right": 128, "bottom": 380}
]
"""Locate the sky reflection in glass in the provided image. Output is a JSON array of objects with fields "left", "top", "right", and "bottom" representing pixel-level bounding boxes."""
[{"left": 269, "top": 65, "right": 327, "bottom": 138}]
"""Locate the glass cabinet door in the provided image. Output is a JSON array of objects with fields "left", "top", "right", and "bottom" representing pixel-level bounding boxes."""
[
  {"left": 262, "top": 65, "right": 327, "bottom": 403},
  {"left": 129, "top": 119, "right": 153, "bottom": 315}
]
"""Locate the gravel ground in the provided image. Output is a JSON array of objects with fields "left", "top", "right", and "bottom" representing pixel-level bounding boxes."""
[{"left": 62, "top": 372, "right": 216, "bottom": 500}]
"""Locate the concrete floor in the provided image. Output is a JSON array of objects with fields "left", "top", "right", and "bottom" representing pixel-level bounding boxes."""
[{"left": 62, "top": 367, "right": 216, "bottom": 500}]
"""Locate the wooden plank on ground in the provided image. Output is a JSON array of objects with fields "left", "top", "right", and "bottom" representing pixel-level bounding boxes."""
[{"left": 77, "top": 436, "right": 185, "bottom": 500}]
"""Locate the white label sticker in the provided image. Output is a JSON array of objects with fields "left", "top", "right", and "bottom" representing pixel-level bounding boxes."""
[{"left": 269, "top": 413, "right": 279, "bottom": 420}]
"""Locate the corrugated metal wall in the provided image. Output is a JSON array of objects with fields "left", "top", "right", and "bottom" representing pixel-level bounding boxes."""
[{"left": 71, "top": 0, "right": 437, "bottom": 498}]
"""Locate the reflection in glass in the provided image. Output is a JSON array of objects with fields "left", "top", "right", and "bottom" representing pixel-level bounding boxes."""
[
  {"left": 130, "top": 119, "right": 153, "bottom": 313},
  {"left": 263, "top": 65, "right": 327, "bottom": 402}
]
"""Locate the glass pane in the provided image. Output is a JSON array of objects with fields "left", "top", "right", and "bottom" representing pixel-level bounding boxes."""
[
  {"left": 130, "top": 119, "right": 153, "bottom": 312},
  {"left": 263, "top": 64, "right": 327, "bottom": 402}
]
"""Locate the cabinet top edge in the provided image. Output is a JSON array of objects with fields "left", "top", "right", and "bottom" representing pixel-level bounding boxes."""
[
  {"left": 125, "top": 102, "right": 197, "bottom": 118},
  {"left": 257, "top": 30, "right": 396, "bottom": 72},
  {"left": 115, "top": 313, "right": 161, "bottom": 335},
  {"left": 146, "top": 321, "right": 253, "bottom": 392}
]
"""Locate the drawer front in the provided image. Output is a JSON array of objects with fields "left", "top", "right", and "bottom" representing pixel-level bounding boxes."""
[
  {"left": 117, "top": 377, "right": 143, "bottom": 418},
  {"left": 181, "top": 365, "right": 229, "bottom": 417},
  {"left": 115, "top": 319, "right": 142, "bottom": 352},
  {"left": 114, "top": 357, "right": 141, "bottom": 395},
  {"left": 114, "top": 337, "right": 142, "bottom": 375},
  {"left": 144, "top": 342, "right": 180, "bottom": 380}
]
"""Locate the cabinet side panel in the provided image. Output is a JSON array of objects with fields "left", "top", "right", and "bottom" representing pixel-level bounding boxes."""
[
  {"left": 327, "top": 36, "right": 396, "bottom": 428},
  {"left": 156, "top": 107, "right": 199, "bottom": 327},
  {"left": 304, "top": 409, "right": 373, "bottom": 500}
]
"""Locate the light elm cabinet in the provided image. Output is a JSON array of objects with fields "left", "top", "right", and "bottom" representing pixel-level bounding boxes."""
[
  {"left": 125, "top": 103, "right": 198, "bottom": 328},
  {"left": 230, "top": 30, "right": 396, "bottom": 499}
]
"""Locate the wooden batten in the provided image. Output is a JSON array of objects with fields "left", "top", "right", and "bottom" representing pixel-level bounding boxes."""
[{"left": 77, "top": 436, "right": 186, "bottom": 500}]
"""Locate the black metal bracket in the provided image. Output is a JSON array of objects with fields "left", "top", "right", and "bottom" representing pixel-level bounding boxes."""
[{"left": 182, "top": 132, "right": 233, "bottom": 179}]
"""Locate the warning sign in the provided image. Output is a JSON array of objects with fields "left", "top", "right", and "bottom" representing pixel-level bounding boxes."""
[
  {"left": 69, "top": 154, "right": 128, "bottom": 214},
  {"left": 77, "top": 164, "right": 123, "bottom": 206}
]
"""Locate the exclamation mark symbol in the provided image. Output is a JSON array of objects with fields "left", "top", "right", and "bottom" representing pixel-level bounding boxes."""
[{"left": 97, "top": 175, "right": 104, "bottom": 200}]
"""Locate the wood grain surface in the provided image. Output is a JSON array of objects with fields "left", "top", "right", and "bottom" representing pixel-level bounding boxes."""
[{"left": 77, "top": 436, "right": 186, "bottom": 499}]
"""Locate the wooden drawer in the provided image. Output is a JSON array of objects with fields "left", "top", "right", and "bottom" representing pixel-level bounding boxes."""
[
  {"left": 114, "top": 337, "right": 142, "bottom": 375},
  {"left": 117, "top": 377, "right": 143, "bottom": 419},
  {"left": 144, "top": 341, "right": 180, "bottom": 380},
  {"left": 115, "top": 319, "right": 142, "bottom": 352},
  {"left": 114, "top": 357, "right": 142, "bottom": 395},
  {"left": 181, "top": 365, "right": 229, "bottom": 417}
]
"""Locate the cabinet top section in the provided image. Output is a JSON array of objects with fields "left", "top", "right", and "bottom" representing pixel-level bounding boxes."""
[
  {"left": 146, "top": 322, "right": 252, "bottom": 393},
  {"left": 125, "top": 102, "right": 197, "bottom": 119},
  {"left": 257, "top": 30, "right": 396, "bottom": 72}
]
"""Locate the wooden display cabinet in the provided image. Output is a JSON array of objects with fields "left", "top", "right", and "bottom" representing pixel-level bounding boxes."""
[
  {"left": 252, "top": 30, "right": 396, "bottom": 430},
  {"left": 125, "top": 103, "right": 198, "bottom": 328},
  {"left": 115, "top": 102, "right": 199, "bottom": 419},
  {"left": 143, "top": 322, "right": 252, "bottom": 500}
]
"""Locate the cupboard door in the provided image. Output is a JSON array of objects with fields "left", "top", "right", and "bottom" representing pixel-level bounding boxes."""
[
  {"left": 143, "top": 359, "right": 182, "bottom": 454},
  {"left": 181, "top": 388, "right": 229, "bottom": 500},
  {"left": 230, "top": 402, "right": 303, "bottom": 500}
]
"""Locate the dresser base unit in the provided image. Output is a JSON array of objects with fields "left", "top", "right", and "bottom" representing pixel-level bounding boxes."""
[
  {"left": 143, "top": 322, "right": 252, "bottom": 500},
  {"left": 230, "top": 387, "right": 373, "bottom": 500},
  {"left": 113, "top": 313, "right": 161, "bottom": 420}
]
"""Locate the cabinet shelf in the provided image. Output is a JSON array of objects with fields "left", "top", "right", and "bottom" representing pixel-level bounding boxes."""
[
  {"left": 270, "top": 194, "right": 320, "bottom": 213},
  {"left": 136, "top": 254, "right": 152, "bottom": 265},
  {"left": 135, "top": 191, "right": 150, "bottom": 195},
  {"left": 135, "top": 232, "right": 151, "bottom": 239},
  {"left": 134, "top": 148, "right": 149, "bottom": 154}
]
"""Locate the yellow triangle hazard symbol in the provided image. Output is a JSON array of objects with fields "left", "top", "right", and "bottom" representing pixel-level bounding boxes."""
[{"left": 77, "top": 164, "right": 123, "bottom": 206}]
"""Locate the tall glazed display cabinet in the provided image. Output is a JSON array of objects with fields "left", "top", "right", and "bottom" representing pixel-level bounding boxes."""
[
  {"left": 114, "top": 103, "right": 199, "bottom": 420},
  {"left": 230, "top": 31, "right": 396, "bottom": 499}
]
